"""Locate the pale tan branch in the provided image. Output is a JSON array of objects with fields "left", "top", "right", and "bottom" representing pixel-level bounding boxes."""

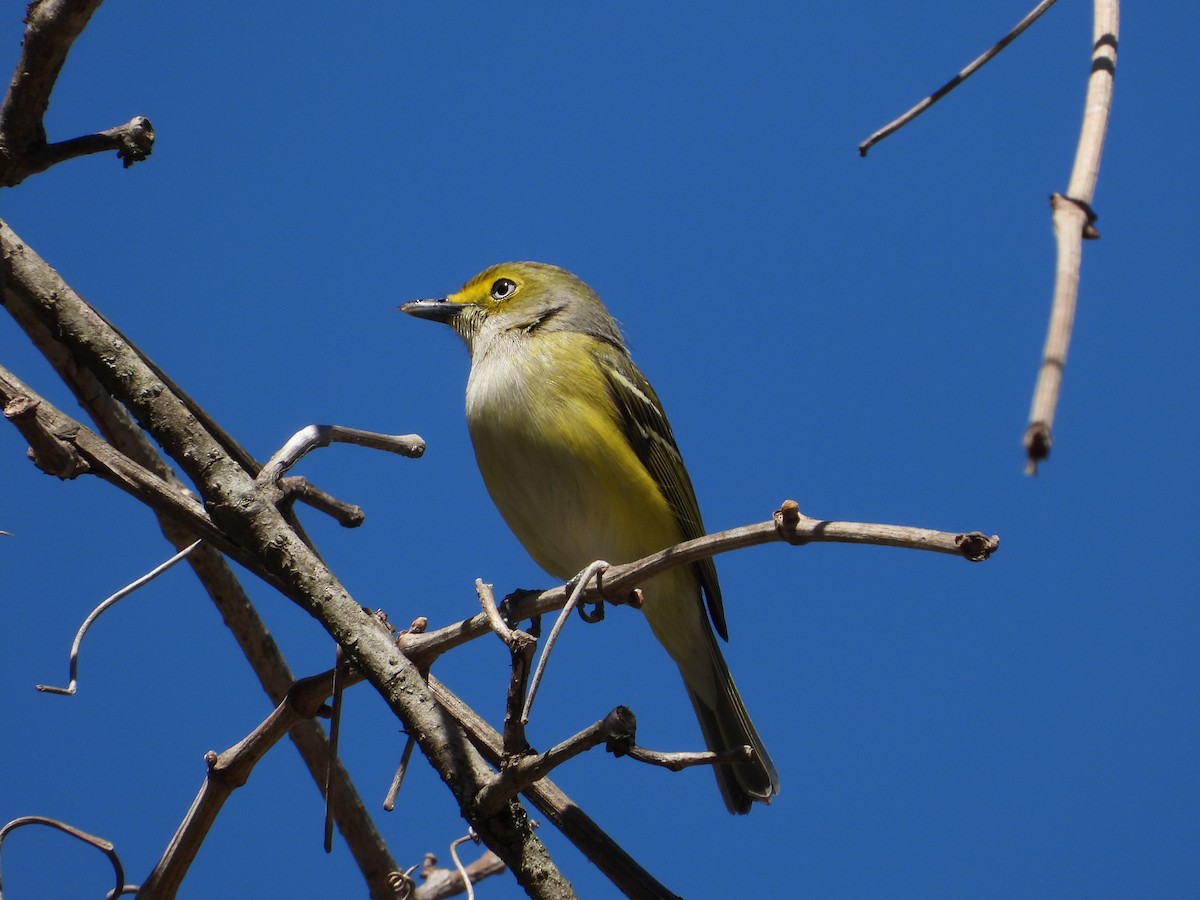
[
  {"left": 1025, "top": 1, "right": 1119, "bottom": 473},
  {"left": 859, "top": 0, "right": 1061, "bottom": 155},
  {"left": 402, "top": 501, "right": 999, "bottom": 665}
]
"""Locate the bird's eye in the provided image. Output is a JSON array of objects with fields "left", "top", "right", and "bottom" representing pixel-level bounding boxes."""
[{"left": 490, "top": 278, "right": 517, "bottom": 301}]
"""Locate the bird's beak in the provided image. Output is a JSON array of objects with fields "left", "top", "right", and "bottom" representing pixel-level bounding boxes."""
[{"left": 398, "top": 297, "right": 461, "bottom": 322}]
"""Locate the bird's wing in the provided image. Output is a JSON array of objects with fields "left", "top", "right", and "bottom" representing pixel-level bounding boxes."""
[{"left": 598, "top": 344, "right": 729, "bottom": 641}]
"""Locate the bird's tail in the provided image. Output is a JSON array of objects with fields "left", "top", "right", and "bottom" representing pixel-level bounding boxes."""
[{"left": 683, "top": 628, "right": 780, "bottom": 815}]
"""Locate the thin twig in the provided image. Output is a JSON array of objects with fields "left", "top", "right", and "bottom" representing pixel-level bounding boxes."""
[
  {"left": 429, "top": 677, "right": 679, "bottom": 900},
  {"left": 383, "top": 736, "right": 417, "bottom": 812},
  {"left": 0, "top": 815, "right": 131, "bottom": 898},
  {"left": 859, "top": 0, "right": 1061, "bottom": 155},
  {"left": 448, "top": 833, "right": 478, "bottom": 900},
  {"left": 413, "top": 849, "right": 506, "bottom": 900},
  {"left": 279, "top": 476, "right": 366, "bottom": 527},
  {"left": 476, "top": 580, "right": 537, "bottom": 755},
  {"left": 626, "top": 743, "right": 754, "bottom": 773},
  {"left": 324, "top": 646, "right": 350, "bottom": 853},
  {"left": 1025, "top": 0, "right": 1119, "bottom": 473},
  {"left": 36, "top": 540, "right": 202, "bottom": 695},
  {"left": 472, "top": 707, "right": 636, "bottom": 817},
  {"left": 136, "top": 669, "right": 350, "bottom": 897},
  {"left": 520, "top": 561, "right": 608, "bottom": 725}
]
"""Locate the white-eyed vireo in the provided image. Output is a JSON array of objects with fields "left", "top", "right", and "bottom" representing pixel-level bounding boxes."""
[{"left": 400, "top": 262, "right": 778, "bottom": 814}]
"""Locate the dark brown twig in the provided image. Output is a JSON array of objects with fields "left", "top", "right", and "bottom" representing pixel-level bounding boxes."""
[
  {"left": 430, "top": 677, "right": 680, "bottom": 900},
  {"left": 859, "top": 0, "right": 1061, "bottom": 155},
  {"left": 0, "top": 1, "right": 155, "bottom": 186},
  {"left": 476, "top": 580, "right": 537, "bottom": 756}
]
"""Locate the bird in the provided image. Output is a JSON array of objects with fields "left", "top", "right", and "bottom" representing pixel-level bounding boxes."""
[{"left": 400, "top": 261, "right": 778, "bottom": 813}]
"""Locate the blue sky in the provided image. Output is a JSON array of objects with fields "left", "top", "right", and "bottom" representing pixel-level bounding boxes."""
[{"left": 2, "top": 2, "right": 1198, "bottom": 897}]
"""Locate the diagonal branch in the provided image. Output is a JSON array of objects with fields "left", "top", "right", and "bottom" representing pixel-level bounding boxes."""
[
  {"left": 859, "top": 0, "right": 1061, "bottom": 155},
  {"left": 0, "top": 220, "right": 571, "bottom": 897},
  {"left": 430, "top": 677, "right": 681, "bottom": 900}
]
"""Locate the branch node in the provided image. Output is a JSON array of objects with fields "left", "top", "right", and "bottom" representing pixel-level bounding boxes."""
[
  {"left": 1024, "top": 421, "right": 1052, "bottom": 475},
  {"left": 954, "top": 531, "right": 1000, "bottom": 562},
  {"left": 601, "top": 706, "right": 637, "bottom": 756},
  {"left": 5, "top": 395, "right": 90, "bottom": 478},
  {"left": 115, "top": 115, "right": 155, "bottom": 167},
  {"left": 773, "top": 499, "right": 809, "bottom": 545},
  {"left": 1051, "top": 192, "right": 1101, "bottom": 239}
]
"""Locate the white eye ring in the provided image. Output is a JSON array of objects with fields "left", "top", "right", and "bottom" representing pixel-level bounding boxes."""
[{"left": 490, "top": 278, "right": 517, "bottom": 301}]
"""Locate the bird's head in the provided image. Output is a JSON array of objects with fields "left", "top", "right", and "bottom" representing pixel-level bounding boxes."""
[{"left": 399, "top": 261, "right": 624, "bottom": 353}]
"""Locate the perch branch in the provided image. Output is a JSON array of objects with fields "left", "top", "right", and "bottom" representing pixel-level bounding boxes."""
[
  {"left": 1025, "top": 0, "right": 1119, "bottom": 473},
  {"left": 401, "top": 501, "right": 999, "bottom": 666}
]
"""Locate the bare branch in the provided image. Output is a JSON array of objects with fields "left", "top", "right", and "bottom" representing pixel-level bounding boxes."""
[
  {"left": 430, "top": 677, "right": 681, "bottom": 900},
  {"left": 472, "top": 707, "right": 636, "bottom": 818},
  {"left": 137, "top": 671, "right": 340, "bottom": 898},
  {"left": 1025, "top": 0, "right": 1119, "bottom": 473},
  {"left": 0, "top": 221, "right": 571, "bottom": 897},
  {"left": 383, "top": 736, "right": 417, "bottom": 812},
  {"left": 414, "top": 848, "right": 506, "bottom": 900},
  {"left": 626, "top": 743, "right": 754, "bottom": 773},
  {"left": 17, "top": 115, "right": 155, "bottom": 180},
  {"left": 859, "top": 0, "right": 1061, "bottom": 155},
  {"left": 0, "top": 2, "right": 154, "bottom": 185},
  {"left": 278, "top": 476, "right": 366, "bottom": 527},
  {"left": 0, "top": 263, "right": 401, "bottom": 892},
  {"left": 402, "top": 501, "right": 999, "bottom": 666},
  {"left": 476, "top": 580, "right": 537, "bottom": 756}
]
